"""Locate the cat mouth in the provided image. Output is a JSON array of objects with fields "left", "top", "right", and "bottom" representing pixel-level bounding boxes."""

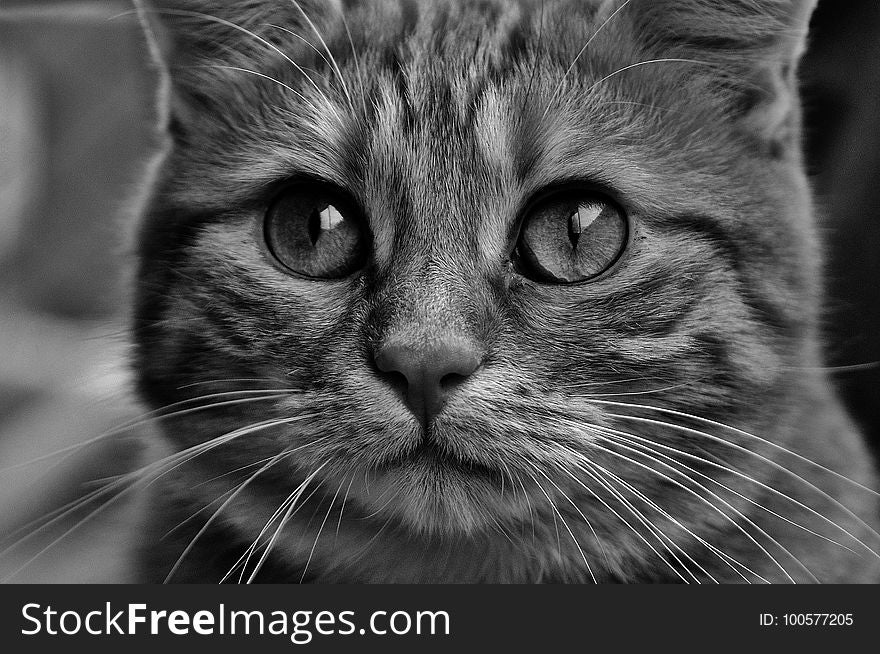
[
  {"left": 347, "top": 439, "right": 516, "bottom": 536},
  {"left": 377, "top": 439, "right": 504, "bottom": 484}
]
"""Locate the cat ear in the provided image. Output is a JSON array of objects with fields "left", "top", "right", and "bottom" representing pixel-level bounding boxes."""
[
  {"left": 611, "top": 0, "right": 818, "bottom": 154},
  {"left": 132, "top": 0, "right": 342, "bottom": 128},
  {"left": 133, "top": 0, "right": 343, "bottom": 65}
]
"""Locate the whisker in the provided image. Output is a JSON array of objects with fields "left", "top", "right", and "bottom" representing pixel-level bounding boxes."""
[
  {"left": 602, "top": 100, "right": 686, "bottom": 116},
  {"left": 338, "top": 10, "right": 369, "bottom": 120},
  {"left": 503, "top": 468, "right": 533, "bottom": 541},
  {"left": 335, "top": 473, "right": 356, "bottom": 542},
  {"left": 576, "top": 458, "right": 716, "bottom": 583},
  {"left": 265, "top": 22, "right": 355, "bottom": 116},
  {"left": 585, "top": 460, "right": 747, "bottom": 583},
  {"left": 0, "top": 391, "right": 292, "bottom": 475},
  {"left": 583, "top": 434, "right": 809, "bottom": 583},
  {"left": 162, "top": 486, "right": 240, "bottom": 542},
  {"left": 246, "top": 462, "right": 328, "bottom": 584},
  {"left": 574, "top": 453, "right": 722, "bottom": 582},
  {"left": 2, "top": 417, "right": 312, "bottom": 581},
  {"left": 599, "top": 426, "right": 862, "bottom": 557},
  {"left": 522, "top": 468, "right": 596, "bottom": 583},
  {"left": 593, "top": 399, "right": 880, "bottom": 499},
  {"left": 530, "top": 464, "right": 609, "bottom": 575},
  {"left": 586, "top": 455, "right": 773, "bottom": 584},
  {"left": 346, "top": 513, "right": 396, "bottom": 567},
  {"left": 584, "top": 58, "right": 713, "bottom": 96},
  {"left": 146, "top": 8, "right": 345, "bottom": 125},
  {"left": 244, "top": 461, "right": 338, "bottom": 584},
  {"left": 545, "top": 444, "right": 714, "bottom": 583},
  {"left": 544, "top": 454, "right": 693, "bottom": 583},
  {"left": 5, "top": 423, "right": 271, "bottom": 559},
  {"left": 356, "top": 482, "right": 403, "bottom": 521},
  {"left": 287, "top": 0, "right": 354, "bottom": 113},
  {"left": 193, "top": 64, "right": 312, "bottom": 104},
  {"left": 568, "top": 376, "right": 673, "bottom": 389},
  {"left": 151, "top": 418, "right": 306, "bottom": 487},
  {"left": 593, "top": 403, "right": 880, "bottom": 554},
  {"left": 165, "top": 440, "right": 327, "bottom": 583},
  {"left": 192, "top": 454, "right": 284, "bottom": 490},
  {"left": 300, "top": 478, "right": 346, "bottom": 583},
  {"left": 542, "top": 0, "right": 634, "bottom": 118},
  {"left": 1, "top": 477, "right": 127, "bottom": 558},
  {"left": 233, "top": 470, "right": 323, "bottom": 584},
  {"left": 223, "top": 502, "right": 290, "bottom": 584},
  {"left": 573, "top": 379, "right": 704, "bottom": 399},
  {"left": 517, "top": 472, "right": 538, "bottom": 544},
  {"left": 177, "top": 378, "right": 291, "bottom": 389},
  {"left": 780, "top": 362, "right": 880, "bottom": 374}
]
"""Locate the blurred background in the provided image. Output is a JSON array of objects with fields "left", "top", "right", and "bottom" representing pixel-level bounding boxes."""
[{"left": 0, "top": 0, "right": 878, "bottom": 582}]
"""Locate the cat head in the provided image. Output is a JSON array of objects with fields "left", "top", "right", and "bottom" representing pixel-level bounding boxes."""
[{"left": 133, "top": 0, "right": 820, "bottom": 575}]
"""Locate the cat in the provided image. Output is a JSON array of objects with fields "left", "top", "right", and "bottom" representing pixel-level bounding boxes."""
[{"left": 129, "top": 0, "right": 880, "bottom": 583}]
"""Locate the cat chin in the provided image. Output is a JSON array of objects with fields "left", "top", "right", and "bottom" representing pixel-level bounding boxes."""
[{"left": 334, "top": 453, "right": 530, "bottom": 538}]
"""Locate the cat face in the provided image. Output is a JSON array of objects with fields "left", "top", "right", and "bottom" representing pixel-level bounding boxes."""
[{"left": 134, "top": 0, "right": 823, "bottom": 580}]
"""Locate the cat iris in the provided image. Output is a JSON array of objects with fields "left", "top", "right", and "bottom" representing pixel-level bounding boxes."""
[
  {"left": 515, "top": 191, "right": 628, "bottom": 284},
  {"left": 265, "top": 183, "right": 366, "bottom": 279}
]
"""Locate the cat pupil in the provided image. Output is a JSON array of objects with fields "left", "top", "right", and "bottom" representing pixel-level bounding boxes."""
[
  {"left": 307, "top": 204, "right": 344, "bottom": 245},
  {"left": 568, "top": 203, "right": 602, "bottom": 248}
]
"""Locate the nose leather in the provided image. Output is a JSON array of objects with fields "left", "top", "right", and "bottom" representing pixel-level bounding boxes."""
[{"left": 374, "top": 337, "right": 481, "bottom": 425}]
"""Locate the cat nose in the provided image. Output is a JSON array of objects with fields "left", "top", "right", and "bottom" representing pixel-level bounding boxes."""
[{"left": 373, "top": 337, "right": 481, "bottom": 426}]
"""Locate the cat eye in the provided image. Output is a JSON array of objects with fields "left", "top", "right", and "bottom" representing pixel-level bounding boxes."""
[
  {"left": 264, "top": 184, "right": 366, "bottom": 279},
  {"left": 514, "top": 191, "right": 628, "bottom": 283}
]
